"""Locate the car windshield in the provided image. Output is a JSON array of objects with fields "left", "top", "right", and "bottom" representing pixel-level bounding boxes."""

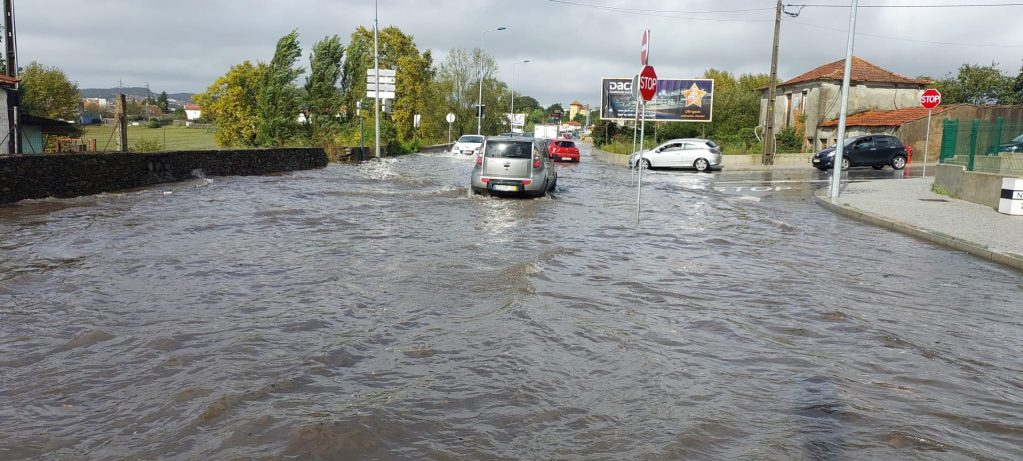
[
  {"left": 458, "top": 135, "right": 483, "bottom": 143},
  {"left": 485, "top": 141, "right": 532, "bottom": 158},
  {"left": 1011, "top": 134, "right": 1023, "bottom": 143}
]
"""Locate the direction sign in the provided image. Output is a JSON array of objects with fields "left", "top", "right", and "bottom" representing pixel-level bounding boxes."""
[
  {"left": 641, "top": 30, "right": 649, "bottom": 65},
  {"left": 921, "top": 88, "right": 941, "bottom": 109},
  {"left": 366, "top": 91, "right": 395, "bottom": 99},
  {"left": 445, "top": 112, "right": 455, "bottom": 123},
  {"left": 639, "top": 65, "right": 657, "bottom": 102},
  {"left": 367, "top": 75, "right": 396, "bottom": 84},
  {"left": 368, "top": 84, "right": 396, "bottom": 93},
  {"left": 367, "top": 68, "right": 396, "bottom": 77}
]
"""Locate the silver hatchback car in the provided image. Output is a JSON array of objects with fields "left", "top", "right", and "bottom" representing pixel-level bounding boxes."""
[
  {"left": 471, "top": 136, "right": 557, "bottom": 197},
  {"left": 629, "top": 138, "right": 722, "bottom": 172}
]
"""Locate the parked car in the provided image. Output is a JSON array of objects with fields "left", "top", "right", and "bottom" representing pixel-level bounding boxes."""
[
  {"left": 994, "top": 133, "right": 1023, "bottom": 153},
  {"left": 812, "top": 135, "right": 908, "bottom": 170},
  {"left": 629, "top": 138, "right": 722, "bottom": 172},
  {"left": 471, "top": 136, "right": 557, "bottom": 197},
  {"left": 548, "top": 140, "right": 580, "bottom": 162},
  {"left": 451, "top": 135, "right": 485, "bottom": 155}
]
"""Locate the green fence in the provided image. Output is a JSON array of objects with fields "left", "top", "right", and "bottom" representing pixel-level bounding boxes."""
[{"left": 939, "top": 118, "right": 1023, "bottom": 175}]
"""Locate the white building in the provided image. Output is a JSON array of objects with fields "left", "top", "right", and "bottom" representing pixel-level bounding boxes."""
[{"left": 183, "top": 103, "right": 202, "bottom": 121}]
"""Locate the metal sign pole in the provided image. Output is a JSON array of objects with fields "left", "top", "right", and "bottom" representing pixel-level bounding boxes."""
[
  {"left": 373, "top": 0, "right": 381, "bottom": 159},
  {"left": 830, "top": 0, "right": 858, "bottom": 201},
  {"left": 637, "top": 101, "right": 646, "bottom": 222},
  {"left": 923, "top": 109, "right": 932, "bottom": 177}
]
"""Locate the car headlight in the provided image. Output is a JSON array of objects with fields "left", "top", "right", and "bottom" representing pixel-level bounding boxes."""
[{"left": 826, "top": 151, "right": 836, "bottom": 157}]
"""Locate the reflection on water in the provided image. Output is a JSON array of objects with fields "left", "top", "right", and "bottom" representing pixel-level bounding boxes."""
[{"left": 1, "top": 146, "right": 1021, "bottom": 460}]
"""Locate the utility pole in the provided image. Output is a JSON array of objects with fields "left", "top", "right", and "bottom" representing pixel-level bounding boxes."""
[
  {"left": 116, "top": 94, "right": 128, "bottom": 152},
  {"left": 4, "top": 0, "right": 19, "bottom": 154},
  {"left": 373, "top": 0, "right": 380, "bottom": 158},
  {"left": 762, "top": 0, "right": 783, "bottom": 165}
]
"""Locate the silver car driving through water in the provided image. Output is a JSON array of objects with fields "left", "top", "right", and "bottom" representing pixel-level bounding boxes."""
[
  {"left": 629, "top": 138, "right": 722, "bottom": 172},
  {"left": 470, "top": 136, "right": 557, "bottom": 197}
]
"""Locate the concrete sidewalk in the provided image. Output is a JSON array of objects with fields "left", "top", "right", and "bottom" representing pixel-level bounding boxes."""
[{"left": 815, "top": 177, "right": 1023, "bottom": 272}]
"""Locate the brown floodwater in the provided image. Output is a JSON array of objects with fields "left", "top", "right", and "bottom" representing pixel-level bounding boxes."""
[{"left": 1, "top": 145, "right": 1021, "bottom": 460}]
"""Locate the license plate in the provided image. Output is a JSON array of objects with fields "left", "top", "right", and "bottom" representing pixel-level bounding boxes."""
[
  {"left": 812, "top": 158, "right": 820, "bottom": 164},
  {"left": 562, "top": 157, "right": 572, "bottom": 161},
  {"left": 493, "top": 184, "right": 519, "bottom": 192}
]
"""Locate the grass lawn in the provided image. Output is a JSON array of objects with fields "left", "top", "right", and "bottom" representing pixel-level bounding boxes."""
[{"left": 82, "top": 124, "right": 219, "bottom": 151}]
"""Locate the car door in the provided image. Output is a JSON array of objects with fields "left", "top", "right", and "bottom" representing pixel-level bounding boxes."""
[
  {"left": 849, "top": 137, "right": 873, "bottom": 166},
  {"left": 657, "top": 142, "right": 684, "bottom": 166},
  {"left": 872, "top": 136, "right": 894, "bottom": 164},
  {"left": 679, "top": 142, "right": 703, "bottom": 167}
]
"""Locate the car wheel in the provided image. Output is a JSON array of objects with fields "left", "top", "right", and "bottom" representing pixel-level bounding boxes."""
[
  {"left": 841, "top": 157, "right": 850, "bottom": 170},
  {"left": 872, "top": 165, "right": 884, "bottom": 170},
  {"left": 694, "top": 158, "right": 710, "bottom": 172},
  {"left": 548, "top": 177, "right": 557, "bottom": 191},
  {"left": 891, "top": 155, "right": 907, "bottom": 170},
  {"left": 642, "top": 159, "right": 652, "bottom": 169}
]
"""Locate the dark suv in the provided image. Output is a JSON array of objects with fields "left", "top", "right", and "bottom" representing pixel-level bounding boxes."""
[{"left": 812, "top": 135, "right": 909, "bottom": 170}]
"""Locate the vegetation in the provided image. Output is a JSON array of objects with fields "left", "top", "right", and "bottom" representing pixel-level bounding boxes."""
[
  {"left": 932, "top": 62, "right": 1023, "bottom": 105},
  {"left": 19, "top": 62, "right": 80, "bottom": 120},
  {"left": 82, "top": 125, "right": 218, "bottom": 151}
]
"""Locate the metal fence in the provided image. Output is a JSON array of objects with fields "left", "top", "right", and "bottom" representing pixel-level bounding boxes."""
[{"left": 939, "top": 118, "right": 1023, "bottom": 175}]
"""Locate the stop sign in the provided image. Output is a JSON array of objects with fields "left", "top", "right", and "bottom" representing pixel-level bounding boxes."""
[
  {"left": 639, "top": 65, "right": 657, "bottom": 102},
  {"left": 921, "top": 89, "right": 941, "bottom": 109}
]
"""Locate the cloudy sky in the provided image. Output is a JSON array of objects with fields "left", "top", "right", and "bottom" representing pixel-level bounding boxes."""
[{"left": 15, "top": 0, "right": 1023, "bottom": 106}]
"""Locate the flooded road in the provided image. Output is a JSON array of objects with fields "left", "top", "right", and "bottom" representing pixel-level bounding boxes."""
[{"left": 2, "top": 144, "right": 1021, "bottom": 460}]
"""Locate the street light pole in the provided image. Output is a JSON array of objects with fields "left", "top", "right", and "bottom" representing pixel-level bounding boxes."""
[
  {"left": 830, "top": 0, "right": 858, "bottom": 200},
  {"left": 477, "top": 26, "right": 506, "bottom": 135},
  {"left": 374, "top": 0, "right": 381, "bottom": 158},
  {"left": 510, "top": 59, "right": 529, "bottom": 133}
]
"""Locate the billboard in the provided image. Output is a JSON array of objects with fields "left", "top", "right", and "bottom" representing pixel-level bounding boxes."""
[{"left": 600, "top": 77, "right": 714, "bottom": 122}]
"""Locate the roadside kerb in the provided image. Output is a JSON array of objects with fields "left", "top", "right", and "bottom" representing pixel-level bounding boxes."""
[
  {"left": 814, "top": 188, "right": 1023, "bottom": 272},
  {"left": 589, "top": 144, "right": 816, "bottom": 170}
]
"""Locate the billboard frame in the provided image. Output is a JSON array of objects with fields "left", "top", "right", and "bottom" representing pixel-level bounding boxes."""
[{"left": 600, "top": 77, "right": 714, "bottom": 123}]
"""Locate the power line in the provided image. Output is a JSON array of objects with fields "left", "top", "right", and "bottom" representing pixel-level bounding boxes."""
[
  {"left": 548, "top": 0, "right": 774, "bottom": 14},
  {"left": 785, "top": 17, "right": 1023, "bottom": 48},
  {"left": 786, "top": 2, "right": 1023, "bottom": 7}
]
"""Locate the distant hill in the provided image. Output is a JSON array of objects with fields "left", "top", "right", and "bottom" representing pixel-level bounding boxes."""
[{"left": 79, "top": 87, "right": 194, "bottom": 102}]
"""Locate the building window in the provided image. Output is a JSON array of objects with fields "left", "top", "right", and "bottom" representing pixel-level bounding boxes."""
[{"left": 785, "top": 93, "right": 792, "bottom": 128}]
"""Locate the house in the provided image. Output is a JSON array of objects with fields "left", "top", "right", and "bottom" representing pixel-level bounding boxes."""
[
  {"left": 760, "top": 57, "right": 929, "bottom": 151},
  {"left": 568, "top": 100, "right": 586, "bottom": 121},
  {"left": 183, "top": 103, "right": 202, "bottom": 121}
]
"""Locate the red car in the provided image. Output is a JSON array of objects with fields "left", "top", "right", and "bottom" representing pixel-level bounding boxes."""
[{"left": 548, "top": 140, "right": 580, "bottom": 162}]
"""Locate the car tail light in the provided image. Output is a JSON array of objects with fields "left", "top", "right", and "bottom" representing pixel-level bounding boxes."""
[
  {"left": 522, "top": 179, "right": 532, "bottom": 185},
  {"left": 532, "top": 155, "right": 541, "bottom": 168},
  {"left": 481, "top": 177, "right": 490, "bottom": 183},
  {"left": 475, "top": 154, "right": 483, "bottom": 166}
]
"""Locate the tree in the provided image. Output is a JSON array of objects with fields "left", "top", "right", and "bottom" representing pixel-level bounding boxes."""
[
  {"left": 304, "top": 34, "right": 345, "bottom": 134},
  {"left": 157, "top": 91, "right": 169, "bottom": 112},
  {"left": 935, "top": 63, "right": 1013, "bottom": 105},
  {"left": 19, "top": 62, "right": 80, "bottom": 120},
  {"left": 435, "top": 47, "right": 501, "bottom": 137},
  {"left": 546, "top": 103, "right": 564, "bottom": 117},
  {"left": 193, "top": 61, "right": 265, "bottom": 147},
  {"left": 255, "top": 30, "right": 304, "bottom": 147},
  {"left": 513, "top": 95, "right": 541, "bottom": 114}
]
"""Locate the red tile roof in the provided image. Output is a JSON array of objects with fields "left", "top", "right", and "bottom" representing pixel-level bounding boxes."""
[
  {"left": 183, "top": 103, "right": 201, "bottom": 110},
  {"left": 0, "top": 74, "right": 18, "bottom": 86},
  {"left": 782, "top": 56, "right": 929, "bottom": 87},
  {"left": 569, "top": 100, "right": 584, "bottom": 106},
  {"left": 819, "top": 105, "right": 955, "bottom": 128}
]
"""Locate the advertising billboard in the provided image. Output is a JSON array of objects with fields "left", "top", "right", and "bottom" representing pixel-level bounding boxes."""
[{"left": 600, "top": 77, "right": 714, "bottom": 122}]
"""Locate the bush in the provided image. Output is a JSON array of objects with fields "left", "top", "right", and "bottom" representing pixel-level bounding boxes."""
[
  {"left": 132, "top": 136, "right": 162, "bottom": 152},
  {"left": 777, "top": 127, "right": 801, "bottom": 151},
  {"left": 147, "top": 119, "right": 162, "bottom": 129}
]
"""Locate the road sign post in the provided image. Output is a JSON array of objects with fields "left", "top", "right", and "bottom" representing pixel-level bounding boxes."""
[
  {"left": 637, "top": 65, "right": 657, "bottom": 222},
  {"left": 446, "top": 112, "right": 455, "bottom": 143},
  {"left": 920, "top": 89, "right": 941, "bottom": 177}
]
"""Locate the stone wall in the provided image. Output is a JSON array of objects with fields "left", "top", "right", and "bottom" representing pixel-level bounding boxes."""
[{"left": 0, "top": 148, "right": 328, "bottom": 204}]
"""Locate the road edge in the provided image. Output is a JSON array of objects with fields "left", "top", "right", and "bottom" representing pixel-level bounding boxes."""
[{"left": 813, "top": 188, "right": 1023, "bottom": 272}]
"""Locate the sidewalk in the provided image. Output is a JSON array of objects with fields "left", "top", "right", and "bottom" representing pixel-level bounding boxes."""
[{"left": 815, "top": 177, "right": 1023, "bottom": 272}]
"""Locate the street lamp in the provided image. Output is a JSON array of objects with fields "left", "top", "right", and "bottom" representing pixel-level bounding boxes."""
[
  {"left": 477, "top": 26, "right": 506, "bottom": 135},
  {"left": 510, "top": 59, "right": 529, "bottom": 133}
]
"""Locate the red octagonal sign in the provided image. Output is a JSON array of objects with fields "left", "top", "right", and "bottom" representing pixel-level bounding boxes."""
[
  {"left": 921, "top": 88, "right": 941, "bottom": 109},
  {"left": 639, "top": 65, "right": 657, "bottom": 102}
]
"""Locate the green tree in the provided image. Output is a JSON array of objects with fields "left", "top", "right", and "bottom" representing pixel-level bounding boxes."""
[
  {"left": 193, "top": 61, "right": 265, "bottom": 147},
  {"left": 546, "top": 103, "right": 564, "bottom": 117},
  {"left": 304, "top": 34, "right": 345, "bottom": 134},
  {"left": 255, "top": 30, "right": 303, "bottom": 147},
  {"left": 513, "top": 95, "right": 541, "bottom": 113},
  {"left": 19, "top": 62, "right": 80, "bottom": 120},
  {"left": 935, "top": 63, "right": 1013, "bottom": 105},
  {"left": 157, "top": 91, "right": 169, "bottom": 112}
]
